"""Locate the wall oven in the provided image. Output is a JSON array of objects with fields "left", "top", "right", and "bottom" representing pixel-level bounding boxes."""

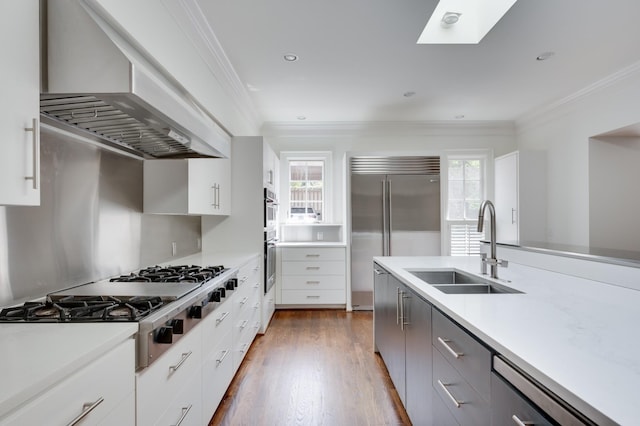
[
  {"left": 264, "top": 188, "right": 277, "bottom": 230},
  {"left": 264, "top": 229, "right": 276, "bottom": 294}
]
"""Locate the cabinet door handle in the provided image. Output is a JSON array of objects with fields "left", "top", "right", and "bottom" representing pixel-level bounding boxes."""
[
  {"left": 169, "top": 351, "right": 192, "bottom": 372},
  {"left": 216, "top": 183, "right": 220, "bottom": 209},
  {"left": 396, "top": 287, "right": 401, "bottom": 325},
  {"left": 511, "top": 414, "right": 535, "bottom": 425},
  {"left": 437, "top": 380, "right": 464, "bottom": 408},
  {"left": 401, "top": 293, "right": 410, "bottom": 330},
  {"left": 24, "top": 117, "right": 39, "bottom": 190},
  {"left": 216, "top": 311, "right": 230, "bottom": 325},
  {"left": 305, "top": 253, "right": 320, "bottom": 257},
  {"left": 306, "top": 295, "right": 321, "bottom": 299},
  {"left": 511, "top": 208, "right": 517, "bottom": 224},
  {"left": 306, "top": 266, "right": 320, "bottom": 270},
  {"left": 437, "top": 337, "right": 464, "bottom": 359},
  {"left": 306, "top": 280, "right": 321, "bottom": 285},
  {"left": 216, "top": 349, "right": 230, "bottom": 366},
  {"left": 172, "top": 404, "right": 193, "bottom": 426},
  {"left": 240, "top": 320, "right": 249, "bottom": 329},
  {"left": 240, "top": 296, "right": 249, "bottom": 305},
  {"left": 66, "top": 397, "right": 104, "bottom": 426}
]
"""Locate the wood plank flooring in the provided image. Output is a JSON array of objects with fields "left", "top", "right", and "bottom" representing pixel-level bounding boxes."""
[{"left": 208, "top": 309, "right": 411, "bottom": 426}]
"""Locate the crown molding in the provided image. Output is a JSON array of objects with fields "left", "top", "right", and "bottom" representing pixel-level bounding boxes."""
[
  {"left": 175, "top": 0, "right": 262, "bottom": 133},
  {"left": 516, "top": 60, "right": 640, "bottom": 132},
  {"left": 261, "top": 120, "right": 515, "bottom": 138}
]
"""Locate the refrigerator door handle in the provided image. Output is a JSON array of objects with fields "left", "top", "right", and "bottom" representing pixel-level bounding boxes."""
[
  {"left": 382, "top": 179, "right": 389, "bottom": 256},
  {"left": 387, "top": 179, "right": 392, "bottom": 255}
]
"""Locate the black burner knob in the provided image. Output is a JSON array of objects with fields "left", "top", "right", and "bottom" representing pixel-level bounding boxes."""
[
  {"left": 231, "top": 278, "right": 238, "bottom": 288},
  {"left": 210, "top": 289, "right": 221, "bottom": 303},
  {"left": 225, "top": 281, "right": 235, "bottom": 291},
  {"left": 155, "top": 326, "right": 173, "bottom": 344},
  {"left": 188, "top": 305, "right": 202, "bottom": 319},
  {"left": 168, "top": 319, "right": 184, "bottom": 334},
  {"left": 219, "top": 287, "right": 226, "bottom": 298}
]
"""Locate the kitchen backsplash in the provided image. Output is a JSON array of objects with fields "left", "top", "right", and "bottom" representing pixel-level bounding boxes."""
[{"left": 0, "top": 127, "right": 201, "bottom": 306}]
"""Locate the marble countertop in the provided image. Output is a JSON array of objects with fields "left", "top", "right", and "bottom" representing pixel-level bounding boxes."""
[
  {"left": 0, "top": 323, "right": 137, "bottom": 417},
  {"left": 374, "top": 256, "right": 638, "bottom": 426}
]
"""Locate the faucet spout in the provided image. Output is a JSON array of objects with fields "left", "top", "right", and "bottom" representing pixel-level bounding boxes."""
[{"left": 477, "top": 200, "right": 501, "bottom": 278}]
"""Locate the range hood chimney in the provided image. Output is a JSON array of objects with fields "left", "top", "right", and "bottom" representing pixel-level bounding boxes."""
[{"left": 41, "top": 0, "right": 230, "bottom": 159}]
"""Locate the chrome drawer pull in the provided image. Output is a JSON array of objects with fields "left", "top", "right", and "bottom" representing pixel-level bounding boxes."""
[
  {"left": 241, "top": 343, "right": 250, "bottom": 353},
  {"left": 66, "top": 397, "right": 104, "bottom": 426},
  {"left": 306, "top": 280, "right": 321, "bottom": 285},
  {"left": 305, "top": 254, "right": 320, "bottom": 257},
  {"left": 253, "top": 303, "right": 260, "bottom": 309},
  {"left": 512, "top": 414, "right": 534, "bottom": 425},
  {"left": 240, "top": 320, "right": 249, "bottom": 329},
  {"left": 172, "top": 404, "right": 193, "bottom": 426},
  {"left": 306, "top": 295, "right": 321, "bottom": 299},
  {"left": 169, "top": 351, "right": 192, "bottom": 372},
  {"left": 306, "top": 266, "right": 320, "bottom": 270},
  {"left": 438, "top": 337, "right": 463, "bottom": 359},
  {"left": 24, "top": 118, "right": 39, "bottom": 190},
  {"left": 373, "top": 268, "right": 384, "bottom": 275},
  {"left": 240, "top": 296, "right": 249, "bottom": 305},
  {"left": 216, "top": 349, "right": 229, "bottom": 365},
  {"left": 437, "top": 380, "right": 464, "bottom": 408},
  {"left": 216, "top": 311, "right": 230, "bottom": 325}
]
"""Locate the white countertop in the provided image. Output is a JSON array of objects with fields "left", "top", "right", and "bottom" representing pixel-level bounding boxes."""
[
  {"left": 0, "top": 322, "right": 137, "bottom": 417},
  {"left": 374, "top": 256, "right": 639, "bottom": 426},
  {"left": 276, "top": 241, "right": 346, "bottom": 248}
]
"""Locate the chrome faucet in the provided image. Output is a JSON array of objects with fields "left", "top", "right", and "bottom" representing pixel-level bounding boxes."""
[{"left": 477, "top": 200, "right": 508, "bottom": 278}]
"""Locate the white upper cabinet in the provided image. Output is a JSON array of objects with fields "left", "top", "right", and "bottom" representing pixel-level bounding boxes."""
[
  {"left": 0, "top": 0, "right": 40, "bottom": 206},
  {"left": 144, "top": 159, "right": 230, "bottom": 216},
  {"left": 494, "top": 151, "right": 546, "bottom": 244},
  {"left": 263, "top": 142, "right": 278, "bottom": 191}
]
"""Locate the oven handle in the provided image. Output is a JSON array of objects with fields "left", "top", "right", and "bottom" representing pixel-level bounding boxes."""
[{"left": 66, "top": 397, "right": 104, "bottom": 426}]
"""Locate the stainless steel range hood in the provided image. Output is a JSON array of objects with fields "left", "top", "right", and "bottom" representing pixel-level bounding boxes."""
[{"left": 40, "top": 0, "right": 230, "bottom": 159}]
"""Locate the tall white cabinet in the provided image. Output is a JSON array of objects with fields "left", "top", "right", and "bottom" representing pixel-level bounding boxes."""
[
  {"left": 0, "top": 0, "right": 40, "bottom": 206},
  {"left": 494, "top": 151, "right": 546, "bottom": 244}
]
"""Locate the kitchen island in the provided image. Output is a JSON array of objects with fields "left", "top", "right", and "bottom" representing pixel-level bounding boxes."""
[{"left": 375, "top": 256, "right": 640, "bottom": 425}]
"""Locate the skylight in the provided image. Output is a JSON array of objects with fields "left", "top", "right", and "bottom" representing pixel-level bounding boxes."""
[{"left": 417, "top": 0, "right": 519, "bottom": 44}]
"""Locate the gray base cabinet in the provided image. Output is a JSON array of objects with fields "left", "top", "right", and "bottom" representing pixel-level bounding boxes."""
[
  {"left": 373, "top": 263, "right": 432, "bottom": 424},
  {"left": 491, "top": 372, "right": 554, "bottom": 426}
]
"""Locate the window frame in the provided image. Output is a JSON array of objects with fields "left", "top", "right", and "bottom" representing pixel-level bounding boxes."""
[
  {"left": 441, "top": 150, "right": 492, "bottom": 256},
  {"left": 279, "top": 151, "right": 333, "bottom": 224}
]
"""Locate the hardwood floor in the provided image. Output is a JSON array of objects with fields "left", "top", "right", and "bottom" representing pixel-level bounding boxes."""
[{"left": 209, "top": 309, "right": 411, "bottom": 426}]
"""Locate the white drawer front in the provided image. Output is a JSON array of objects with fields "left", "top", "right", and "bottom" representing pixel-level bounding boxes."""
[
  {"left": 202, "top": 330, "right": 234, "bottom": 421},
  {"left": 137, "top": 326, "right": 202, "bottom": 426},
  {"left": 282, "top": 260, "right": 345, "bottom": 276},
  {"left": 281, "top": 247, "right": 345, "bottom": 261},
  {"left": 0, "top": 339, "right": 135, "bottom": 426},
  {"left": 282, "top": 275, "right": 346, "bottom": 290},
  {"left": 157, "top": 372, "right": 203, "bottom": 426},
  {"left": 202, "top": 305, "right": 233, "bottom": 356},
  {"left": 281, "top": 289, "right": 346, "bottom": 304}
]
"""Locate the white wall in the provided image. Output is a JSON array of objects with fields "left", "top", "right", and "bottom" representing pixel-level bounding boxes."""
[
  {"left": 516, "top": 64, "right": 640, "bottom": 246},
  {"left": 589, "top": 136, "right": 640, "bottom": 251},
  {"left": 264, "top": 122, "right": 516, "bottom": 224}
]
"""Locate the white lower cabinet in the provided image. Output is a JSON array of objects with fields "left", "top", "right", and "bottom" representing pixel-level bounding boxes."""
[
  {"left": 280, "top": 247, "right": 346, "bottom": 305},
  {"left": 232, "top": 256, "right": 262, "bottom": 370},
  {"left": 0, "top": 339, "right": 135, "bottom": 426},
  {"left": 136, "top": 326, "right": 203, "bottom": 426}
]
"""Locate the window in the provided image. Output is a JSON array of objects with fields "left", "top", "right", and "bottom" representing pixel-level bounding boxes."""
[
  {"left": 444, "top": 155, "right": 487, "bottom": 255},
  {"left": 280, "top": 152, "right": 332, "bottom": 224}
]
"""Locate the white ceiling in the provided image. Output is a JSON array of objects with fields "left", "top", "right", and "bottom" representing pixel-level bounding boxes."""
[{"left": 196, "top": 0, "right": 640, "bottom": 125}]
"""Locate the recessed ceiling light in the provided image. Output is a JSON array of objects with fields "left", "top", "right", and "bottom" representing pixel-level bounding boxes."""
[
  {"left": 536, "top": 51, "right": 555, "bottom": 61},
  {"left": 403, "top": 91, "right": 416, "bottom": 98},
  {"left": 284, "top": 54, "right": 298, "bottom": 62},
  {"left": 297, "top": 116, "right": 307, "bottom": 120},
  {"left": 441, "top": 12, "right": 461, "bottom": 27}
]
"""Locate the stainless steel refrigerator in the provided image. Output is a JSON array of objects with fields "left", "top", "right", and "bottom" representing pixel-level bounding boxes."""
[{"left": 350, "top": 157, "right": 441, "bottom": 309}]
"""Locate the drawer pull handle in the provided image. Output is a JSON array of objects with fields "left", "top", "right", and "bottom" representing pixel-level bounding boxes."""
[
  {"left": 306, "top": 266, "right": 320, "bottom": 270},
  {"left": 24, "top": 118, "right": 39, "bottom": 190},
  {"left": 67, "top": 397, "right": 104, "bottom": 426},
  {"left": 511, "top": 415, "right": 535, "bottom": 426},
  {"left": 253, "top": 303, "right": 260, "bottom": 309},
  {"left": 216, "top": 311, "right": 230, "bottom": 325},
  {"left": 306, "top": 280, "right": 321, "bottom": 285},
  {"left": 306, "top": 295, "right": 321, "bottom": 299},
  {"left": 172, "top": 404, "right": 193, "bottom": 426},
  {"left": 169, "top": 351, "right": 192, "bottom": 372},
  {"left": 216, "top": 349, "right": 230, "bottom": 366},
  {"left": 373, "top": 268, "right": 385, "bottom": 275},
  {"left": 437, "top": 380, "right": 464, "bottom": 408},
  {"left": 240, "top": 296, "right": 249, "bottom": 305},
  {"left": 241, "top": 343, "right": 250, "bottom": 353},
  {"left": 240, "top": 320, "right": 249, "bottom": 329},
  {"left": 305, "top": 254, "right": 320, "bottom": 257},
  {"left": 438, "top": 337, "right": 463, "bottom": 359}
]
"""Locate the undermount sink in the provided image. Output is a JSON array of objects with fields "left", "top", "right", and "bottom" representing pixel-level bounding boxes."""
[{"left": 406, "top": 269, "right": 523, "bottom": 295}]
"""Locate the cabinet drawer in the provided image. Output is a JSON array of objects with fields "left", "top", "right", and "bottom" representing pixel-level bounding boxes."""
[
  {"left": 432, "top": 309, "right": 492, "bottom": 398},
  {"left": 137, "top": 326, "right": 202, "bottom": 426},
  {"left": 282, "top": 275, "right": 346, "bottom": 290},
  {"left": 282, "top": 260, "right": 345, "bottom": 276},
  {"left": 491, "top": 372, "right": 553, "bottom": 426},
  {"left": 202, "top": 305, "right": 233, "bottom": 355},
  {"left": 202, "top": 330, "right": 234, "bottom": 421},
  {"left": 432, "top": 391, "right": 461, "bottom": 426},
  {"left": 0, "top": 339, "right": 135, "bottom": 426},
  {"left": 433, "top": 348, "right": 490, "bottom": 426},
  {"left": 157, "top": 371, "right": 203, "bottom": 426},
  {"left": 281, "top": 289, "right": 346, "bottom": 304},
  {"left": 281, "top": 247, "right": 345, "bottom": 261}
]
